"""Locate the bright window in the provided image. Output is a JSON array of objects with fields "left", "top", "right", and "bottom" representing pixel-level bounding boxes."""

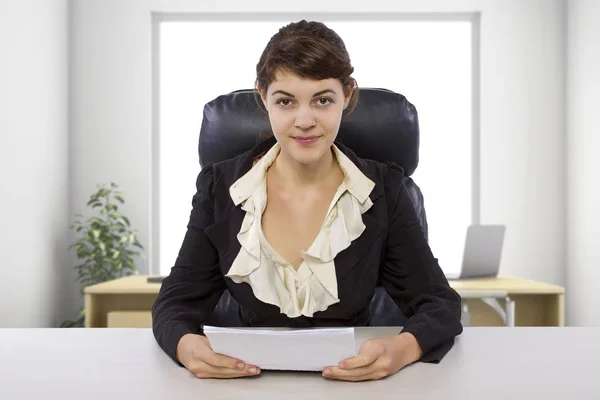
[{"left": 157, "top": 18, "right": 474, "bottom": 277}]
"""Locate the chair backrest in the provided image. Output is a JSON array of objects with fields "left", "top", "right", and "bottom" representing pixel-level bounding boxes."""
[{"left": 200, "top": 88, "right": 427, "bottom": 327}]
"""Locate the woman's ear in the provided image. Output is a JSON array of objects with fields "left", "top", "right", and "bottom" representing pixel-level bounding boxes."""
[
  {"left": 257, "top": 84, "right": 269, "bottom": 111},
  {"left": 342, "top": 79, "right": 354, "bottom": 110},
  {"left": 343, "top": 93, "right": 351, "bottom": 110}
]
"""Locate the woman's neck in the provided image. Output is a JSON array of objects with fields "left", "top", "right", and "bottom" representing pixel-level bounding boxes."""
[{"left": 272, "top": 147, "right": 337, "bottom": 187}]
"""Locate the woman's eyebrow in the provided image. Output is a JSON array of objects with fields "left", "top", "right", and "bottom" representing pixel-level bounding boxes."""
[{"left": 271, "top": 89, "right": 337, "bottom": 98}]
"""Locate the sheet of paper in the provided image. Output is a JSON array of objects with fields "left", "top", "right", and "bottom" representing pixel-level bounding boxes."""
[{"left": 203, "top": 326, "right": 356, "bottom": 371}]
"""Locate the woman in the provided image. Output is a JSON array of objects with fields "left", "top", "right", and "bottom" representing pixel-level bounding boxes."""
[{"left": 152, "top": 19, "right": 463, "bottom": 381}]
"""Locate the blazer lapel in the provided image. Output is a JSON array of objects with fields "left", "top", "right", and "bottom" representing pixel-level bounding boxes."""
[
  {"left": 333, "top": 212, "right": 385, "bottom": 282},
  {"left": 332, "top": 142, "right": 387, "bottom": 282},
  {"left": 204, "top": 206, "right": 245, "bottom": 271}
]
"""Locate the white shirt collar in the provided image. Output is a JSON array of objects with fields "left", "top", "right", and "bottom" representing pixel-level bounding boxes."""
[{"left": 229, "top": 142, "right": 375, "bottom": 206}]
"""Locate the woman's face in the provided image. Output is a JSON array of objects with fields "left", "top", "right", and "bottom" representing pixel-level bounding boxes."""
[{"left": 260, "top": 69, "right": 351, "bottom": 166}]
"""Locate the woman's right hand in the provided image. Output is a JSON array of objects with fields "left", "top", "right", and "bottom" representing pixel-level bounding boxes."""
[{"left": 176, "top": 333, "right": 261, "bottom": 379}]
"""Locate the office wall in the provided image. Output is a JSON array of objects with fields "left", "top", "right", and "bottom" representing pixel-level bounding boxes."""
[
  {"left": 70, "top": 0, "right": 566, "bottom": 303},
  {"left": 566, "top": 0, "right": 600, "bottom": 326},
  {"left": 0, "top": 0, "right": 70, "bottom": 327}
]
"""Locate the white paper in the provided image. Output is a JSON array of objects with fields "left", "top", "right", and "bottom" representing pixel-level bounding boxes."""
[{"left": 203, "top": 326, "right": 356, "bottom": 371}]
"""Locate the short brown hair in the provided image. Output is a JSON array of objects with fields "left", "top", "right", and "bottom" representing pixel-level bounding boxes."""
[{"left": 254, "top": 20, "right": 359, "bottom": 114}]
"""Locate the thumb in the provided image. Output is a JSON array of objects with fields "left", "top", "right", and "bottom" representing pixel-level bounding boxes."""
[{"left": 340, "top": 340, "right": 382, "bottom": 369}]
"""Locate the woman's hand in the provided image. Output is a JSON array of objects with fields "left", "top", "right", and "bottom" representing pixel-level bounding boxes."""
[
  {"left": 176, "top": 334, "right": 261, "bottom": 379},
  {"left": 322, "top": 333, "right": 422, "bottom": 382}
]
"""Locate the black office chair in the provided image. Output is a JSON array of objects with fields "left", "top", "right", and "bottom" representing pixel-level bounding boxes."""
[{"left": 199, "top": 88, "right": 427, "bottom": 327}]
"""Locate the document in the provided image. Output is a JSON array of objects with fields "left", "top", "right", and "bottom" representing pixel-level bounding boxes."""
[{"left": 203, "top": 326, "right": 357, "bottom": 371}]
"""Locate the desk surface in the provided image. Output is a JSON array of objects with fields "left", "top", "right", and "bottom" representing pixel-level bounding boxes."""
[
  {"left": 85, "top": 274, "right": 565, "bottom": 295},
  {"left": 0, "top": 327, "right": 595, "bottom": 399}
]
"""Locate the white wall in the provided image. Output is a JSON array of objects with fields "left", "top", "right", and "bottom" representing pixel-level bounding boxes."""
[
  {"left": 566, "top": 0, "right": 600, "bottom": 326},
  {"left": 68, "top": 1, "right": 570, "bottom": 322},
  {"left": 0, "top": 0, "right": 70, "bottom": 327}
]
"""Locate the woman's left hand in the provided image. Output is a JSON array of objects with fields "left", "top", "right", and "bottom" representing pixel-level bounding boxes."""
[{"left": 322, "top": 332, "right": 422, "bottom": 382}]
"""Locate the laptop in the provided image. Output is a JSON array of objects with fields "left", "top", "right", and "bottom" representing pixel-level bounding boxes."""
[{"left": 445, "top": 224, "right": 506, "bottom": 280}]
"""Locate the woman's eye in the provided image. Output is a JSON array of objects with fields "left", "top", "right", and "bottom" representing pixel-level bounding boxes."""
[
  {"left": 276, "top": 99, "right": 292, "bottom": 107},
  {"left": 317, "top": 98, "right": 332, "bottom": 106}
]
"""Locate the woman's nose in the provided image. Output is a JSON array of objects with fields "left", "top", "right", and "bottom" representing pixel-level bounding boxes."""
[{"left": 294, "top": 113, "right": 316, "bottom": 130}]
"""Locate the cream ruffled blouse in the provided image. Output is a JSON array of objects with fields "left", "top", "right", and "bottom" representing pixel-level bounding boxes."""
[{"left": 226, "top": 143, "right": 375, "bottom": 318}]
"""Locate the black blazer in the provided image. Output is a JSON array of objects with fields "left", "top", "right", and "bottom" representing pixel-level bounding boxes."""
[{"left": 152, "top": 136, "right": 463, "bottom": 365}]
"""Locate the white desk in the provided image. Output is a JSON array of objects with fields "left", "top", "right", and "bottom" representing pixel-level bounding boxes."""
[{"left": 0, "top": 327, "right": 597, "bottom": 399}]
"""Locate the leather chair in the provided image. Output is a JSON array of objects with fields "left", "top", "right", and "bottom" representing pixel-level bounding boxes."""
[{"left": 199, "top": 88, "right": 427, "bottom": 327}]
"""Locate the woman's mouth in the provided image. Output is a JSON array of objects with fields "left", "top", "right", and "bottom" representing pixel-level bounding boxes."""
[{"left": 293, "top": 136, "right": 320, "bottom": 146}]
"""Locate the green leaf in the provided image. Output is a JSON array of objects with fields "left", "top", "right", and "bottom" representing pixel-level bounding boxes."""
[
  {"left": 88, "top": 217, "right": 103, "bottom": 224},
  {"left": 68, "top": 183, "right": 143, "bottom": 303}
]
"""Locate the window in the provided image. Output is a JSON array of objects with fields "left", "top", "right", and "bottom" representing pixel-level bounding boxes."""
[{"left": 156, "top": 18, "right": 474, "bottom": 277}]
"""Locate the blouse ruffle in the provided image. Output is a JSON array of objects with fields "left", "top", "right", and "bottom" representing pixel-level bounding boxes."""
[{"left": 226, "top": 143, "right": 374, "bottom": 318}]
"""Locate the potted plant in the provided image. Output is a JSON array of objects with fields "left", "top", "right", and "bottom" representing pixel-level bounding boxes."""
[{"left": 61, "top": 182, "right": 143, "bottom": 327}]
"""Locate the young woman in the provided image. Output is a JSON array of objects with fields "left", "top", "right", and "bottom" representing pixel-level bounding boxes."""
[{"left": 152, "top": 19, "right": 463, "bottom": 382}]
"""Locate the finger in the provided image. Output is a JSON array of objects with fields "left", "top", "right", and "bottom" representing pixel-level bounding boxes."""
[
  {"left": 203, "top": 350, "right": 249, "bottom": 370},
  {"left": 323, "top": 365, "right": 377, "bottom": 379},
  {"left": 338, "top": 347, "right": 381, "bottom": 369},
  {"left": 192, "top": 361, "right": 261, "bottom": 379},
  {"left": 324, "top": 368, "right": 387, "bottom": 382}
]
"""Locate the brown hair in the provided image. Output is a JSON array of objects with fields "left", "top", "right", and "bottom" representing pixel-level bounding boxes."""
[{"left": 254, "top": 20, "right": 359, "bottom": 114}]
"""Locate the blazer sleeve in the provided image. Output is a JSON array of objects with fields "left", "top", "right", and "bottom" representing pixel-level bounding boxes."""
[
  {"left": 151, "top": 164, "right": 227, "bottom": 364},
  {"left": 380, "top": 163, "right": 463, "bottom": 363}
]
